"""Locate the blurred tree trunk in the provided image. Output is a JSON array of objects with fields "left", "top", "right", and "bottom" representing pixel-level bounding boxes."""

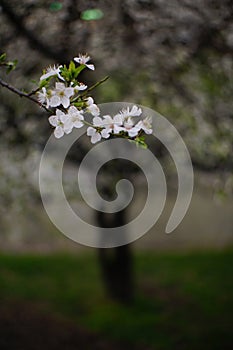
[{"left": 97, "top": 209, "right": 134, "bottom": 303}]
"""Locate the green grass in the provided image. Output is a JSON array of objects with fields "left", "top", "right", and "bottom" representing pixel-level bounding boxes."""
[{"left": 0, "top": 250, "right": 232, "bottom": 349}]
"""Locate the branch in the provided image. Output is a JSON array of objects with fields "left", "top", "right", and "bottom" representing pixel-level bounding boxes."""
[
  {"left": 78, "top": 76, "right": 109, "bottom": 99},
  {"left": 0, "top": 77, "right": 51, "bottom": 113}
]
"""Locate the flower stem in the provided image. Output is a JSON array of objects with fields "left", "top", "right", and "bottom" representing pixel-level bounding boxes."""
[{"left": 72, "top": 75, "right": 109, "bottom": 103}]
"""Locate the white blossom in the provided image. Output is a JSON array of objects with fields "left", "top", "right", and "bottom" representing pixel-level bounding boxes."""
[
  {"left": 74, "top": 83, "right": 87, "bottom": 92},
  {"left": 37, "top": 87, "right": 51, "bottom": 108},
  {"left": 101, "top": 128, "right": 112, "bottom": 139},
  {"left": 92, "top": 116, "right": 104, "bottom": 127},
  {"left": 85, "top": 97, "right": 100, "bottom": 116},
  {"left": 101, "top": 114, "right": 124, "bottom": 137},
  {"left": 86, "top": 116, "right": 110, "bottom": 143},
  {"left": 116, "top": 106, "right": 147, "bottom": 137},
  {"left": 40, "top": 65, "right": 64, "bottom": 81},
  {"left": 119, "top": 105, "right": 142, "bottom": 118},
  {"left": 118, "top": 116, "right": 140, "bottom": 137},
  {"left": 127, "top": 125, "right": 141, "bottom": 137},
  {"left": 48, "top": 109, "right": 72, "bottom": 138},
  {"left": 74, "top": 54, "right": 95, "bottom": 70},
  {"left": 49, "top": 82, "right": 74, "bottom": 108},
  {"left": 135, "top": 116, "right": 153, "bottom": 134},
  {"left": 94, "top": 117, "right": 109, "bottom": 139},
  {"left": 87, "top": 127, "right": 102, "bottom": 144},
  {"left": 67, "top": 106, "right": 84, "bottom": 129}
]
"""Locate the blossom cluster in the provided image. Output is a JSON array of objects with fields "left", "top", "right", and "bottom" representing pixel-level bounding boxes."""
[
  {"left": 87, "top": 106, "right": 152, "bottom": 144},
  {"left": 37, "top": 54, "right": 153, "bottom": 146}
]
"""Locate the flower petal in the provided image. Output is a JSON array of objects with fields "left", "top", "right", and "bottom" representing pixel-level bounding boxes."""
[
  {"left": 64, "top": 122, "right": 73, "bottom": 134},
  {"left": 91, "top": 132, "right": 101, "bottom": 144},
  {"left": 130, "top": 105, "right": 142, "bottom": 116},
  {"left": 50, "top": 95, "right": 60, "bottom": 107},
  {"left": 113, "top": 114, "right": 123, "bottom": 125},
  {"left": 61, "top": 96, "right": 70, "bottom": 108},
  {"left": 102, "top": 115, "right": 113, "bottom": 126},
  {"left": 55, "top": 82, "right": 65, "bottom": 90},
  {"left": 93, "top": 116, "right": 103, "bottom": 126},
  {"left": 87, "top": 127, "right": 95, "bottom": 136},
  {"left": 56, "top": 108, "right": 66, "bottom": 118},
  {"left": 48, "top": 115, "right": 58, "bottom": 127},
  {"left": 101, "top": 128, "right": 111, "bottom": 139},
  {"left": 128, "top": 127, "right": 140, "bottom": 137},
  {"left": 75, "top": 84, "right": 87, "bottom": 91},
  {"left": 86, "top": 97, "right": 94, "bottom": 105},
  {"left": 86, "top": 63, "right": 95, "bottom": 70},
  {"left": 114, "top": 125, "right": 124, "bottom": 134},
  {"left": 73, "top": 120, "right": 84, "bottom": 128},
  {"left": 54, "top": 126, "right": 64, "bottom": 138},
  {"left": 65, "top": 87, "right": 74, "bottom": 98},
  {"left": 88, "top": 104, "right": 100, "bottom": 117}
]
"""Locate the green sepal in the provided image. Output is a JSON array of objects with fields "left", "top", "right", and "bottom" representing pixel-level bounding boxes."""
[
  {"left": 134, "top": 135, "right": 148, "bottom": 149},
  {"left": 73, "top": 101, "right": 85, "bottom": 109}
]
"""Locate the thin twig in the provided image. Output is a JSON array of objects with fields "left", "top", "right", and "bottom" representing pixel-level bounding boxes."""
[
  {"left": 73, "top": 75, "right": 109, "bottom": 102},
  {"left": 0, "top": 77, "right": 51, "bottom": 113},
  {"left": 27, "top": 87, "right": 41, "bottom": 96}
]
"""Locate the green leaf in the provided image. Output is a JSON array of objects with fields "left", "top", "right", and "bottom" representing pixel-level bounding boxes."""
[
  {"left": 6, "top": 60, "right": 18, "bottom": 74},
  {"left": 49, "top": 2, "right": 63, "bottom": 11},
  {"left": 60, "top": 65, "right": 69, "bottom": 80},
  {"left": 74, "top": 64, "right": 86, "bottom": 77},
  {"left": 0, "top": 53, "right": 6, "bottom": 62},
  {"left": 39, "top": 79, "right": 49, "bottom": 88},
  {"left": 81, "top": 9, "right": 104, "bottom": 21},
  {"left": 60, "top": 62, "right": 86, "bottom": 83},
  {"left": 69, "top": 60, "right": 76, "bottom": 72}
]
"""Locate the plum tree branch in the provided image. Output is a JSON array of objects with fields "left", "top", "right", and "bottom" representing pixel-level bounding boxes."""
[{"left": 0, "top": 77, "right": 51, "bottom": 112}]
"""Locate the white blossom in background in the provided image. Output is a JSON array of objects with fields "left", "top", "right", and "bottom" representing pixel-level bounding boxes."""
[
  {"left": 74, "top": 54, "right": 95, "bottom": 70},
  {"left": 49, "top": 82, "right": 74, "bottom": 108},
  {"left": 40, "top": 65, "right": 64, "bottom": 81},
  {"left": 85, "top": 97, "right": 100, "bottom": 116},
  {"left": 67, "top": 106, "right": 84, "bottom": 129},
  {"left": 48, "top": 109, "right": 72, "bottom": 138}
]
